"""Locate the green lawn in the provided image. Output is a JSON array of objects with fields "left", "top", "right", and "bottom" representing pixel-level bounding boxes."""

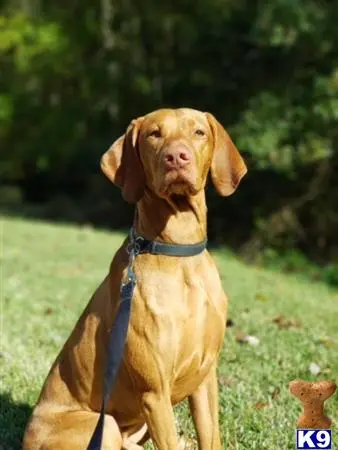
[{"left": 1, "top": 215, "right": 338, "bottom": 449}]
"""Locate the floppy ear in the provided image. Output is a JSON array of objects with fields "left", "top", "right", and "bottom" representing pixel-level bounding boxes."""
[
  {"left": 206, "top": 112, "right": 247, "bottom": 196},
  {"left": 101, "top": 117, "right": 145, "bottom": 203}
]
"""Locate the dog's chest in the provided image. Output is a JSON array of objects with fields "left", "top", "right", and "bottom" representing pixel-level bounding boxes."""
[
  {"left": 125, "top": 254, "right": 226, "bottom": 400},
  {"left": 170, "top": 271, "right": 226, "bottom": 402}
]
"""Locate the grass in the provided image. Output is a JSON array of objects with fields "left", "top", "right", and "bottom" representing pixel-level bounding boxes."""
[{"left": 1, "top": 215, "right": 338, "bottom": 449}]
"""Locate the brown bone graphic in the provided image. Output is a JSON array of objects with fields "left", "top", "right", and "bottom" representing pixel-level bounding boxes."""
[{"left": 290, "top": 379, "right": 336, "bottom": 429}]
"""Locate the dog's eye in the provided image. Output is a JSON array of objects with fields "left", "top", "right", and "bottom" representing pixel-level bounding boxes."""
[
  {"left": 149, "top": 129, "right": 161, "bottom": 138},
  {"left": 195, "top": 129, "right": 205, "bottom": 136}
]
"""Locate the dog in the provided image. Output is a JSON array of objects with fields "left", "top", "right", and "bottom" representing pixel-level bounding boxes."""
[{"left": 23, "top": 108, "right": 247, "bottom": 449}]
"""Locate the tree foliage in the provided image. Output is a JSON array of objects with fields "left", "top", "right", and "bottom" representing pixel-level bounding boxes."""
[{"left": 1, "top": 0, "right": 337, "bottom": 260}]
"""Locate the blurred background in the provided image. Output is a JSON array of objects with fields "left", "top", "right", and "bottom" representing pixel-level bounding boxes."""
[{"left": 1, "top": 0, "right": 337, "bottom": 281}]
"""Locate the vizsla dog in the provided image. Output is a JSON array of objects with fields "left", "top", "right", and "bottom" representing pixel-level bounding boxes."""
[{"left": 24, "top": 108, "right": 247, "bottom": 449}]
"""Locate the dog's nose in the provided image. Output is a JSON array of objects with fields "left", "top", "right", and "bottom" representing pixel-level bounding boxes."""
[{"left": 163, "top": 147, "right": 191, "bottom": 170}]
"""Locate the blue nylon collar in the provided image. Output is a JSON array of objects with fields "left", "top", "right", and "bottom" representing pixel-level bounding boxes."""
[{"left": 129, "top": 227, "right": 207, "bottom": 257}]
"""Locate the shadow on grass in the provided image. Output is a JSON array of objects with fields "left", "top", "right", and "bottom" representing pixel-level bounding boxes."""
[{"left": 0, "top": 393, "right": 32, "bottom": 450}]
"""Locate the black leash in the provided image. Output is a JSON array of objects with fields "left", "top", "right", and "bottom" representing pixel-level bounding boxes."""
[{"left": 87, "top": 228, "right": 207, "bottom": 450}]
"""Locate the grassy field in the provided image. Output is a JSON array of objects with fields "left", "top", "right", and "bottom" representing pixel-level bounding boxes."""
[{"left": 1, "top": 215, "right": 338, "bottom": 449}]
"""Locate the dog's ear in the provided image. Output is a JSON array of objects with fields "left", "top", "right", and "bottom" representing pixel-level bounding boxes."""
[
  {"left": 101, "top": 117, "right": 145, "bottom": 203},
  {"left": 206, "top": 112, "right": 247, "bottom": 196}
]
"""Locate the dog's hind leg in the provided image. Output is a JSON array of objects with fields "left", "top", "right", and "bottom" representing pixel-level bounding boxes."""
[{"left": 23, "top": 409, "right": 122, "bottom": 450}]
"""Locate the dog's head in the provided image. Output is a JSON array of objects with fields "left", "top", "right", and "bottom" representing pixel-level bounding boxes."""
[{"left": 101, "top": 108, "right": 247, "bottom": 203}]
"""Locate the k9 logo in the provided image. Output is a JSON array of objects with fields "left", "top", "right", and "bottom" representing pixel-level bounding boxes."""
[{"left": 296, "top": 429, "right": 332, "bottom": 449}]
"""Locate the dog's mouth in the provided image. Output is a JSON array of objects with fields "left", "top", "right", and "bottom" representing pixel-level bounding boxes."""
[{"left": 159, "top": 169, "right": 198, "bottom": 197}]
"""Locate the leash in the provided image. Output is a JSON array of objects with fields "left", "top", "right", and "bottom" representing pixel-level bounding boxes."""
[{"left": 87, "top": 228, "right": 207, "bottom": 450}]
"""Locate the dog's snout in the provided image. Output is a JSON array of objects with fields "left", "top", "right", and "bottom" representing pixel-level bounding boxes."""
[{"left": 163, "top": 147, "right": 191, "bottom": 170}]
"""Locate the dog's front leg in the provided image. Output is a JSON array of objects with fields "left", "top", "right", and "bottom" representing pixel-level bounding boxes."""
[
  {"left": 142, "top": 391, "right": 179, "bottom": 449},
  {"left": 188, "top": 365, "right": 222, "bottom": 450}
]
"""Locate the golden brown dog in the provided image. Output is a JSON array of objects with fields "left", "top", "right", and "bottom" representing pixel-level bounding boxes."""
[{"left": 23, "top": 108, "right": 247, "bottom": 449}]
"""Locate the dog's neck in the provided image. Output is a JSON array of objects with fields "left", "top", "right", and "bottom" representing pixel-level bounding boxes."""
[{"left": 135, "top": 189, "right": 207, "bottom": 244}]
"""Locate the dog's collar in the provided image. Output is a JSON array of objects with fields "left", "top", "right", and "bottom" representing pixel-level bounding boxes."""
[{"left": 128, "top": 227, "right": 207, "bottom": 257}]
